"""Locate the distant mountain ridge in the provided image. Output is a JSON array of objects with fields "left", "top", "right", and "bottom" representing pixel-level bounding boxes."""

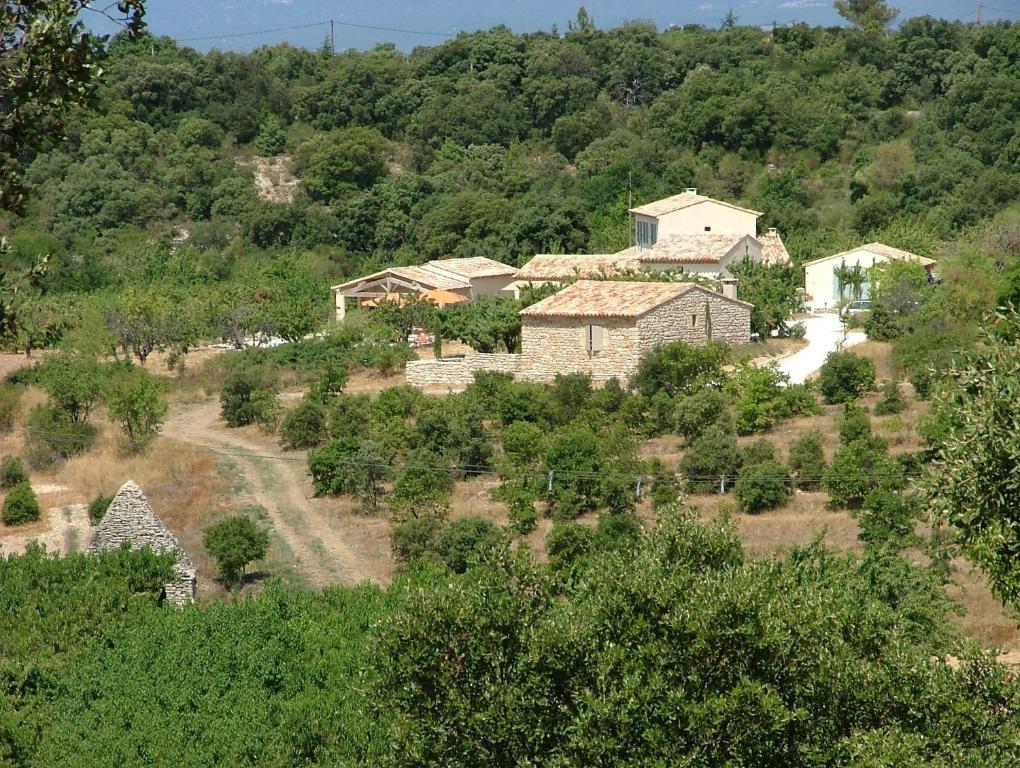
[{"left": 90, "top": 0, "right": 1008, "bottom": 52}]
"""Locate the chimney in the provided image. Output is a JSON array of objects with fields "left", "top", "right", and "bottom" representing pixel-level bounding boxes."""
[
  {"left": 721, "top": 277, "right": 738, "bottom": 301},
  {"left": 768, "top": 227, "right": 777, "bottom": 235},
  {"left": 685, "top": 187, "right": 698, "bottom": 194}
]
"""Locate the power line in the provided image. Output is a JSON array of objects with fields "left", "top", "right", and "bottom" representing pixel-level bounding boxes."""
[
  {"left": 21, "top": 427, "right": 926, "bottom": 487},
  {"left": 175, "top": 18, "right": 457, "bottom": 45}
]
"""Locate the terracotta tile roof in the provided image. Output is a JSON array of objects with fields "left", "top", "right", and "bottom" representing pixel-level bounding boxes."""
[
  {"left": 629, "top": 190, "right": 762, "bottom": 218},
  {"left": 332, "top": 266, "right": 469, "bottom": 293},
  {"left": 617, "top": 233, "right": 751, "bottom": 264},
  {"left": 516, "top": 254, "right": 643, "bottom": 281},
  {"left": 803, "top": 242, "right": 936, "bottom": 268},
  {"left": 758, "top": 229, "right": 792, "bottom": 266},
  {"left": 425, "top": 257, "right": 518, "bottom": 279},
  {"left": 520, "top": 280, "right": 699, "bottom": 319}
]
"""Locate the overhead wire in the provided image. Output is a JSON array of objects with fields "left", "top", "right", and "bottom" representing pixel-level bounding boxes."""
[
  {"left": 175, "top": 19, "right": 457, "bottom": 45},
  {"left": 20, "top": 426, "right": 927, "bottom": 489}
]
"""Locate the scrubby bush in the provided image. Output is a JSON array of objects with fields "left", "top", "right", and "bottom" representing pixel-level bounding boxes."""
[
  {"left": 818, "top": 351, "right": 876, "bottom": 404},
  {"left": 88, "top": 492, "right": 114, "bottom": 525},
  {"left": 726, "top": 365, "right": 819, "bottom": 434},
  {"left": 788, "top": 432, "right": 827, "bottom": 490},
  {"left": 23, "top": 404, "right": 96, "bottom": 467},
  {"left": 390, "top": 514, "right": 444, "bottom": 565},
  {"left": 36, "top": 352, "right": 106, "bottom": 423},
  {"left": 734, "top": 460, "right": 791, "bottom": 514},
  {"left": 308, "top": 436, "right": 392, "bottom": 510},
  {"left": 874, "top": 380, "right": 906, "bottom": 415},
  {"left": 680, "top": 425, "right": 742, "bottom": 493},
  {"left": 433, "top": 516, "right": 506, "bottom": 573},
  {"left": 649, "top": 459, "right": 683, "bottom": 509},
  {"left": 855, "top": 490, "right": 921, "bottom": 550},
  {"left": 202, "top": 516, "right": 270, "bottom": 588},
  {"left": 2, "top": 482, "right": 40, "bottom": 526},
  {"left": 839, "top": 401, "right": 872, "bottom": 445},
  {"left": 546, "top": 521, "right": 595, "bottom": 575},
  {"left": 0, "top": 383, "right": 21, "bottom": 432},
  {"left": 220, "top": 367, "right": 278, "bottom": 428},
  {"left": 741, "top": 438, "right": 776, "bottom": 466},
  {"left": 389, "top": 448, "right": 455, "bottom": 512},
  {"left": 632, "top": 341, "right": 729, "bottom": 397},
  {"left": 249, "top": 389, "right": 282, "bottom": 432},
  {"left": 502, "top": 483, "right": 539, "bottom": 534},
  {"left": 824, "top": 438, "right": 903, "bottom": 508},
  {"left": 594, "top": 512, "right": 642, "bottom": 552},
  {"left": 280, "top": 400, "right": 327, "bottom": 449},
  {"left": 0, "top": 455, "right": 28, "bottom": 490},
  {"left": 308, "top": 363, "right": 348, "bottom": 404},
  {"left": 104, "top": 368, "right": 168, "bottom": 452},
  {"left": 672, "top": 389, "right": 732, "bottom": 443}
]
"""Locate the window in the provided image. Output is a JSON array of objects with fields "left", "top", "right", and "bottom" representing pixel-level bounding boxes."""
[
  {"left": 636, "top": 218, "right": 658, "bottom": 248},
  {"left": 704, "top": 226, "right": 712, "bottom": 232},
  {"left": 691, "top": 314, "right": 698, "bottom": 328},
  {"left": 586, "top": 324, "right": 604, "bottom": 354}
]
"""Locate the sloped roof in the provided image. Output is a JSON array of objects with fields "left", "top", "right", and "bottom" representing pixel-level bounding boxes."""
[
  {"left": 629, "top": 190, "right": 762, "bottom": 218},
  {"left": 521, "top": 280, "right": 700, "bottom": 319},
  {"left": 616, "top": 233, "right": 752, "bottom": 265},
  {"left": 803, "top": 242, "right": 936, "bottom": 268},
  {"left": 424, "top": 257, "right": 518, "bottom": 279},
  {"left": 758, "top": 229, "right": 792, "bottom": 266},
  {"left": 332, "top": 265, "right": 469, "bottom": 293},
  {"left": 516, "top": 254, "right": 643, "bottom": 281},
  {"left": 90, "top": 481, "right": 193, "bottom": 570}
]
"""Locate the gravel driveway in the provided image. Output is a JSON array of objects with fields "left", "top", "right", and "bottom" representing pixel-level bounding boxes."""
[{"left": 774, "top": 313, "right": 867, "bottom": 384}]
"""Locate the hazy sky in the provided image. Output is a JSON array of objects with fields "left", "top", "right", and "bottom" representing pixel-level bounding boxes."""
[{"left": 88, "top": 0, "right": 1018, "bottom": 52}]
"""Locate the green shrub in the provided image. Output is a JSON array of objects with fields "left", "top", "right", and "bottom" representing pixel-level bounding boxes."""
[
  {"left": 741, "top": 438, "right": 776, "bottom": 466},
  {"left": 734, "top": 460, "right": 791, "bottom": 514},
  {"left": 594, "top": 512, "right": 642, "bottom": 552},
  {"left": 818, "top": 351, "right": 876, "bottom": 404},
  {"left": 2, "top": 481, "right": 40, "bottom": 526},
  {"left": 502, "top": 484, "right": 539, "bottom": 534},
  {"left": 88, "top": 493, "right": 114, "bottom": 525},
  {"left": 839, "top": 402, "right": 872, "bottom": 445},
  {"left": 249, "top": 389, "right": 282, "bottom": 432},
  {"left": 680, "top": 425, "right": 742, "bottom": 493},
  {"left": 220, "top": 367, "right": 278, "bottom": 428},
  {"left": 390, "top": 514, "right": 444, "bottom": 565},
  {"left": 673, "top": 389, "right": 732, "bottom": 443},
  {"left": 280, "top": 400, "right": 327, "bottom": 449},
  {"left": 433, "top": 517, "right": 506, "bottom": 573},
  {"left": 874, "top": 380, "right": 906, "bottom": 415},
  {"left": 726, "top": 365, "right": 817, "bottom": 434},
  {"left": 0, "top": 383, "right": 22, "bottom": 432},
  {"left": 0, "top": 455, "right": 28, "bottom": 490},
  {"left": 389, "top": 448, "right": 455, "bottom": 512},
  {"left": 546, "top": 521, "right": 595, "bottom": 575},
  {"left": 649, "top": 459, "right": 682, "bottom": 509},
  {"left": 855, "top": 490, "right": 920, "bottom": 550},
  {"left": 788, "top": 432, "right": 827, "bottom": 490},
  {"left": 104, "top": 367, "right": 168, "bottom": 453},
  {"left": 308, "top": 436, "right": 392, "bottom": 510},
  {"left": 632, "top": 341, "right": 729, "bottom": 398},
  {"left": 824, "top": 438, "right": 903, "bottom": 508},
  {"left": 202, "top": 516, "right": 270, "bottom": 588},
  {"left": 308, "top": 363, "right": 349, "bottom": 404},
  {"left": 23, "top": 404, "right": 96, "bottom": 468}
]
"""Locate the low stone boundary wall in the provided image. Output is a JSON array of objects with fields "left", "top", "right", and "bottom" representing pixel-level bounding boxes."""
[{"left": 406, "top": 353, "right": 527, "bottom": 388}]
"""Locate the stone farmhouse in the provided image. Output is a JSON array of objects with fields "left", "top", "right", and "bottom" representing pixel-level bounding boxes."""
[
  {"left": 506, "top": 189, "right": 791, "bottom": 296},
  {"left": 89, "top": 480, "right": 197, "bottom": 606},
  {"left": 406, "top": 279, "right": 751, "bottom": 389},
  {"left": 330, "top": 257, "right": 518, "bottom": 320},
  {"left": 802, "top": 242, "right": 937, "bottom": 310}
]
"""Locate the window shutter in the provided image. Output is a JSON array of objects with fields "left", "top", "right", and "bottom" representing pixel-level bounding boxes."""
[{"left": 588, "top": 324, "right": 604, "bottom": 353}]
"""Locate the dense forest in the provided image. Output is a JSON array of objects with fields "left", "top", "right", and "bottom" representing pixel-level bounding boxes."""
[
  {"left": 3, "top": 5, "right": 1020, "bottom": 765},
  {"left": 2, "top": 9, "right": 1020, "bottom": 358}
]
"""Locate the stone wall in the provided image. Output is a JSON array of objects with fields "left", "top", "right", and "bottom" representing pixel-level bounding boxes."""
[
  {"left": 521, "top": 316, "right": 641, "bottom": 383},
  {"left": 89, "top": 480, "right": 197, "bottom": 606},
  {"left": 638, "top": 287, "right": 750, "bottom": 352},
  {"left": 406, "top": 353, "right": 526, "bottom": 389}
]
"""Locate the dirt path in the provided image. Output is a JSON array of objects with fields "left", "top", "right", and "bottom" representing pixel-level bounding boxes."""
[{"left": 163, "top": 400, "right": 393, "bottom": 589}]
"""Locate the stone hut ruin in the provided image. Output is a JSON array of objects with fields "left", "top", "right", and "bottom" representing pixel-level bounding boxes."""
[{"left": 89, "top": 480, "right": 197, "bottom": 606}]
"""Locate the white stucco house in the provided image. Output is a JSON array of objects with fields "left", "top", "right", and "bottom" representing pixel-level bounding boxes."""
[{"left": 802, "top": 242, "right": 937, "bottom": 310}]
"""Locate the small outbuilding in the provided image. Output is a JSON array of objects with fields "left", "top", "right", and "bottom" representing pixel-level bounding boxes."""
[
  {"left": 802, "top": 242, "right": 936, "bottom": 310},
  {"left": 89, "top": 480, "right": 196, "bottom": 606}
]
